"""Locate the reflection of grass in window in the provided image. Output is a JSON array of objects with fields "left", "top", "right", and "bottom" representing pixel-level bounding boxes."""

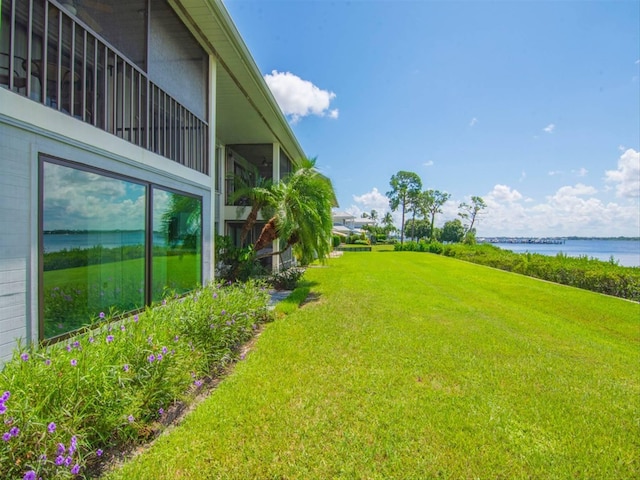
[
  {"left": 152, "top": 250, "right": 201, "bottom": 301},
  {"left": 43, "top": 254, "right": 200, "bottom": 338}
]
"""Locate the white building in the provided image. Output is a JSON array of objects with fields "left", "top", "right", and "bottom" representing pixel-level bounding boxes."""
[{"left": 0, "top": 0, "right": 307, "bottom": 361}]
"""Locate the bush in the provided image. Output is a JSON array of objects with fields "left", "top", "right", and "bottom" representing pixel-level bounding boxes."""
[
  {"left": 266, "top": 267, "right": 306, "bottom": 290},
  {"left": 332, "top": 235, "right": 342, "bottom": 248},
  {"left": 0, "top": 281, "right": 272, "bottom": 480},
  {"left": 413, "top": 243, "right": 640, "bottom": 301}
]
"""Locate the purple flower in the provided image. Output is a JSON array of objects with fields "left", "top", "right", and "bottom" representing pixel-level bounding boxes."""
[
  {"left": 158, "top": 408, "right": 164, "bottom": 415},
  {"left": 71, "top": 464, "right": 80, "bottom": 475},
  {"left": 212, "top": 293, "right": 218, "bottom": 299},
  {"left": 64, "top": 456, "right": 72, "bottom": 466},
  {"left": 89, "top": 337, "right": 95, "bottom": 343},
  {"left": 99, "top": 312, "right": 105, "bottom": 319},
  {"left": 57, "top": 443, "right": 65, "bottom": 455},
  {"left": 44, "top": 358, "right": 51, "bottom": 366},
  {"left": 70, "top": 359, "right": 77, "bottom": 367},
  {"left": 9, "top": 426, "right": 19, "bottom": 437},
  {"left": 23, "top": 470, "right": 36, "bottom": 480},
  {"left": 194, "top": 379, "right": 203, "bottom": 387},
  {"left": 128, "top": 415, "right": 135, "bottom": 423},
  {"left": 220, "top": 309, "right": 226, "bottom": 315},
  {"left": 0, "top": 391, "right": 9, "bottom": 402},
  {"left": 20, "top": 353, "right": 29, "bottom": 362},
  {"left": 40, "top": 453, "right": 47, "bottom": 461},
  {"left": 123, "top": 364, "right": 130, "bottom": 372},
  {"left": 157, "top": 354, "right": 163, "bottom": 361},
  {"left": 66, "top": 345, "right": 72, "bottom": 352},
  {"left": 55, "top": 455, "right": 65, "bottom": 465},
  {"left": 148, "top": 354, "right": 155, "bottom": 363},
  {"left": 73, "top": 341, "right": 80, "bottom": 348},
  {"left": 174, "top": 335, "right": 179, "bottom": 342},
  {"left": 96, "top": 449, "right": 103, "bottom": 457},
  {"left": 47, "top": 422, "right": 56, "bottom": 433},
  {"left": 134, "top": 314, "right": 139, "bottom": 322},
  {"left": 0, "top": 405, "right": 6, "bottom": 415},
  {"left": 2, "top": 432, "right": 10, "bottom": 441},
  {"left": 106, "top": 335, "right": 114, "bottom": 343},
  {"left": 120, "top": 325, "right": 126, "bottom": 332},
  {"left": 162, "top": 346, "right": 168, "bottom": 354}
]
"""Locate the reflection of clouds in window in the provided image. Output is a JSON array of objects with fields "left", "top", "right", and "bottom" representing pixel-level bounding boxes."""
[
  {"left": 152, "top": 189, "right": 171, "bottom": 233},
  {"left": 43, "top": 162, "right": 146, "bottom": 231}
]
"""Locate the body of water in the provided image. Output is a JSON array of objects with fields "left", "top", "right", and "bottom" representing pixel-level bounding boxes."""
[
  {"left": 488, "top": 239, "right": 640, "bottom": 267},
  {"left": 44, "top": 231, "right": 167, "bottom": 252}
]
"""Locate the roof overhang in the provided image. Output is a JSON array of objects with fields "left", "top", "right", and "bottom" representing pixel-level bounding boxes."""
[{"left": 169, "top": 0, "right": 305, "bottom": 162}]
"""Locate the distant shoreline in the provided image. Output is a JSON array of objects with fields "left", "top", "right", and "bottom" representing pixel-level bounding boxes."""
[{"left": 480, "top": 236, "right": 639, "bottom": 242}]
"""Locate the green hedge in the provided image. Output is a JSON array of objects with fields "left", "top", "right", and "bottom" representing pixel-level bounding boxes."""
[{"left": 395, "top": 242, "right": 640, "bottom": 301}]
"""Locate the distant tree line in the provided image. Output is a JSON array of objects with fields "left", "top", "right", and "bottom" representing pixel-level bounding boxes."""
[{"left": 386, "top": 170, "right": 486, "bottom": 244}]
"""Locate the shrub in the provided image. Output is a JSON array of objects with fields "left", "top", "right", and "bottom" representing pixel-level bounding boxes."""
[
  {"left": 266, "top": 267, "right": 306, "bottom": 290},
  {"left": 332, "top": 235, "right": 342, "bottom": 248},
  {"left": 415, "top": 243, "right": 640, "bottom": 301},
  {"left": 0, "top": 281, "right": 272, "bottom": 480}
]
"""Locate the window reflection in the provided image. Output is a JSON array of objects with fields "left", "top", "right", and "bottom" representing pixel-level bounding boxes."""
[
  {"left": 152, "top": 188, "right": 202, "bottom": 302},
  {"left": 42, "top": 161, "right": 146, "bottom": 339}
]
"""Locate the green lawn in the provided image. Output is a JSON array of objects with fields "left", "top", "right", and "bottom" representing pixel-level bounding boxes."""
[{"left": 107, "top": 251, "right": 640, "bottom": 479}]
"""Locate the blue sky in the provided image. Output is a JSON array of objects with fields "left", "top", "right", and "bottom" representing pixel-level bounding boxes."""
[{"left": 223, "top": 0, "right": 640, "bottom": 237}]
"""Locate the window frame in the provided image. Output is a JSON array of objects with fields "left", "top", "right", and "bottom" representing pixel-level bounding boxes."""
[{"left": 38, "top": 153, "right": 203, "bottom": 343}]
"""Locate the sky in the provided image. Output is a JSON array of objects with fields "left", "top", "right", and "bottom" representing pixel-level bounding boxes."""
[{"left": 223, "top": 0, "right": 640, "bottom": 237}]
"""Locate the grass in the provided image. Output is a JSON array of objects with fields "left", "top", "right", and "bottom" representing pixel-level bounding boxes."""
[{"left": 107, "top": 251, "right": 639, "bottom": 479}]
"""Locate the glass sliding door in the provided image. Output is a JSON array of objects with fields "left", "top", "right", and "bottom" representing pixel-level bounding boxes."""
[
  {"left": 151, "top": 188, "right": 202, "bottom": 302},
  {"left": 40, "top": 156, "right": 204, "bottom": 341},
  {"left": 41, "top": 159, "right": 146, "bottom": 339}
]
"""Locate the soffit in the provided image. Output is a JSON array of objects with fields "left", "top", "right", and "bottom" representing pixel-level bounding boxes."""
[{"left": 170, "top": 0, "right": 305, "bottom": 161}]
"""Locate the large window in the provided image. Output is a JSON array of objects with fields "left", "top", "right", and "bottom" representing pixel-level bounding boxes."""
[
  {"left": 40, "top": 157, "right": 202, "bottom": 340},
  {"left": 152, "top": 188, "right": 202, "bottom": 302}
]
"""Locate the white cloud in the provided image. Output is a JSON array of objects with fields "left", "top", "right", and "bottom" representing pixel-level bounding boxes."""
[
  {"left": 423, "top": 160, "right": 434, "bottom": 167},
  {"left": 519, "top": 171, "right": 527, "bottom": 182},
  {"left": 543, "top": 123, "right": 555, "bottom": 133},
  {"left": 619, "top": 145, "right": 626, "bottom": 152},
  {"left": 478, "top": 178, "right": 639, "bottom": 237},
  {"left": 469, "top": 117, "right": 478, "bottom": 127},
  {"left": 351, "top": 187, "right": 390, "bottom": 212},
  {"left": 548, "top": 170, "right": 563, "bottom": 176},
  {"left": 605, "top": 148, "right": 640, "bottom": 198},
  {"left": 487, "top": 184, "right": 523, "bottom": 203},
  {"left": 572, "top": 167, "right": 588, "bottom": 177},
  {"left": 264, "top": 70, "right": 338, "bottom": 122}
]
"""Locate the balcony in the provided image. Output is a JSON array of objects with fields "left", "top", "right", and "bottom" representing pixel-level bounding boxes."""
[{"left": 0, "top": 0, "right": 208, "bottom": 174}]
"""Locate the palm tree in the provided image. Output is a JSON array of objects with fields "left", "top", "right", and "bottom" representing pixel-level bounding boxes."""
[
  {"left": 253, "top": 158, "right": 335, "bottom": 265},
  {"left": 227, "top": 169, "right": 273, "bottom": 247}
]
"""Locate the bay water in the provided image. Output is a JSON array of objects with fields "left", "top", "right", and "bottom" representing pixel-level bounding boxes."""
[{"left": 489, "top": 239, "right": 640, "bottom": 268}]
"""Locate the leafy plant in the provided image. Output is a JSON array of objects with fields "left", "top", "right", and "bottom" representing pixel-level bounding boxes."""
[{"left": 0, "top": 281, "right": 272, "bottom": 480}]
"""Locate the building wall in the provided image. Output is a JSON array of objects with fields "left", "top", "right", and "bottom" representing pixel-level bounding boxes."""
[{"left": 0, "top": 90, "right": 213, "bottom": 363}]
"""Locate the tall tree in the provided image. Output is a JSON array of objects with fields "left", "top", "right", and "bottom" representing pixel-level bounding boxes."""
[
  {"left": 382, "top": 212, "right": 395, "bottom": 235},
  {"left": 369, "top": 209, "right": 379, "bottom": 225},
  {"left": 253, "top": 158, "right": 335, "bottom": 265},
  {"left": 420, "top": 189, "right": 451, "bottom": 242},
  {"left": 386, "top": 171, "right": 422, "bottom": 244},
  {"left": 458, "top": 196, "right": 487, "bottom": 236}
]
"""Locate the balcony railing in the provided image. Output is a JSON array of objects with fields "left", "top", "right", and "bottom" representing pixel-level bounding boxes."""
[{"left": 0, "top": 0, "right": 208, "bottom": 175}]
